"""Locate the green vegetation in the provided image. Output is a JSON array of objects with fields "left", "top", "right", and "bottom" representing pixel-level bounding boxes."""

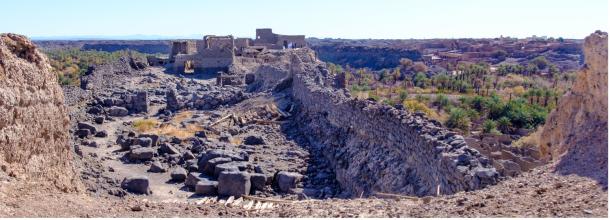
[
  {"left": 42, "top": 48, "right": 149, "bottom": 85},
  {"left": 446, "top": 107, "right": 471, "bottom": 131},
  {"left": 327, "top": 52, "right": 575, "bottom": 135},
  {"left": 482, "top": 119, "right": 499, "bottom": 134}
]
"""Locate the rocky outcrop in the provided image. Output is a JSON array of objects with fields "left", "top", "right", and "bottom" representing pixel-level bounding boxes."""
[
  {"left": 539, "top": 31, "right": 608, "bottom": 185},
  {"left": 0, "top": 34, "right": 79, "bottom": 191},
  {"left": 288, "top": 49, "right": 498, "bottom": 197}
]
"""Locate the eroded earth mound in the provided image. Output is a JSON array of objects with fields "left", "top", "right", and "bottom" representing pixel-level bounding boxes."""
[
  {"left": 540, "top": 31, "right": 608, "bottom": 185},
  {"left": 0, "top": 34, "right": 79, "bottom": 191}
]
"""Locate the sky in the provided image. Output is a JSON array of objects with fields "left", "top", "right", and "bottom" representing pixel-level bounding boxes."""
[{"left": 0, "top": 0, "right": 607, "bottom": 40}]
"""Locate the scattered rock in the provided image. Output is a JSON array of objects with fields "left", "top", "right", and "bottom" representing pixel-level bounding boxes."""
[
  {"left": 250, "top": 173, "right": 269, "bottom": 191},
  {"left": 148, "top": 161, "right": 166, "bottom": 173},
  {"left": 136, "top": 137, "right": 153, "bottom": 148},
  {"left": 76, "top": 129, "right": 91, "bottom": 138},
  {"left": 94, "top": 130, "right": 108, "bottom": 138},
  {"left": 159, "top": 142, "right": 179, "bottom": 155},
  {"left": 121, "top": 176, "right": 151, "bottom": 194},
  {"left": 131, "top": 205, "right": 143, "bottom": 212},
  {"left": 243, "top": 135, "right": 265, "bottom": 145},
  {"left": 218, "top": 171, "right": 251, "bottom": 196},
  {"left": 183, "top": 151, "right": 195, "bottom": 160},
  {"left": 218, "top": 133, "right": 231, "bottom": 143},
  {"left": 170, "top": 167, "right": 187, "bottom": 182},
  {"left": 195, "top": 180, "right": 219, "bottom": 196},
  {"left": 276, "top": 171, "right": 303, "bottom": 192},
  {"left": 202, "top": 157, "right": 232, "bottom": 174},
  {"left": 77, "top": 122, "right": 97, "bottom": 134},
  {"left": 108, "top": 106, "right": 129, "bottom": 117},
  {"left": 129, "top": 147, "right": 155, "bottom": 161},
  {"left": 94, "top": 116, "right": 105, "bottom": 124},
  {"left": 185, "top": 172, "right": 207, "bottom": 189},
  {"left": 195, "top": 131, "right": 207, "bottom": 138}
]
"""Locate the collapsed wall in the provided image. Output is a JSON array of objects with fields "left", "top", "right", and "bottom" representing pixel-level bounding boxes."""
[
  {"left": 539, "top": 31, "right": 608, "bottom": 185},
  {"left": 0, "top": 34, "right": 78, "bottom": 191},
  {"left": 288, "top": 49, "right": 498, "bottom": 197}
]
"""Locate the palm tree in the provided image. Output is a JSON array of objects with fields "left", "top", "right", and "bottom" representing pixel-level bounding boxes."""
[{"left": 533, "top": 88, "right": 543, "bottom": 105}]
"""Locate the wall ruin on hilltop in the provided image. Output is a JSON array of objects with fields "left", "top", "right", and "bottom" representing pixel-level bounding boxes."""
[
  {"left": 286, "top": 49, "right": 499, "bottom": 197},
  {"left": 0, "top": 34, "right": 79, "bottom": 191},
  {"left": 166, "top": 29, "right": 306, "bottom": 75}
]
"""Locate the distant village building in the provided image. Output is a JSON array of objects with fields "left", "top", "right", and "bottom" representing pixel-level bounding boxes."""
[{"left": 160, "top": 28, "right": 306, "bottom": 74}]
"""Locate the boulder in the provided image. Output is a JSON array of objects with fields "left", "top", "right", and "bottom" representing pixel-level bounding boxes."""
[
  {"left": 77, "top": 122, "right": 97, "bottom": 134},
  {"left": 94, "top": 130, "right": 108, "bottom": 138},
  {"left": 217, "top": 171, "right": 251, "bottom": 196},
  {"left": 139, "top": 134, "right": 159, "bottom": 146},
  {"left": 94, "top": 116, "right": 105, "bottom": 124},
  {"left": 116, "top": 135, "right": 134, "bottom": 151},
  {"left": 202, "top": 157, "right": 232, "bottom": 174},
  {"left": 250, "top": 173, "right": 269, "bottom": 191},
  {"left": 129, "top": 147, "right": 154, "bottom": 161},
  {"left": 148, "top": 161, "right": 166, "bottom": 173},
  {"left": 276, "top": 171, "right": 303, "bottom": 192},
  {"left": 185, "top": 172, "right": 207, "bottom": 189},
  {"left": 474, "top": 167, "right": 498, "bottom": 186},
  {"left": 170, "top": 167, "right": 187, "bottom": 182},
  {"left": 136, "top": 137, "right": 153, "bottom": 148},
  {"left": 243, "top": 135, "right": 265, "bottom": 145},
  {"left": 218, "top": 132, "right": 231, "bottom": 142},
  {"left": 165, "top": 88, "right": 180, "bottom": 111},
  {"left": 194, "top": 131, "right": 207, "bottom": 138},
  {"left": 183, "top": 151, "right": 195, "bottom": 160},
  {"left": 499, "top": 159, "right": 521, "bottom": 177},
  {"left": 131, "top": 91, "right": 149, "bottom": 113},
  {"left": 159, "top": 142, "right": 179, "bottom": 155},
  {"left": 185, "top": 159, "right": 199, "bottom": 172},
  {"left": 108, "top": 106, "right": 129, "bottom": 117},
  {"left": 195, "top": 180, "right": 218, "bottom": 196},
  {"left": 121, "top": 176, "right": 151, "bottom": 194},
  {"left": 88, "top": 105, "right": 103, "bottom": 115},
  {"left": 76, "top": 129, "right": 91, "bottom": 138},
  {"left": 213, "top": 161, "right": 248, "bottom": 178}
]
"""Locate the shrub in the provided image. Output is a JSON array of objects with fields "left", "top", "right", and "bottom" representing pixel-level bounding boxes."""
[
  {"left": 497, "top": 116, "right": 512, "bottom": 133},
  {"left": 403, "top": 99, "right": 434, "bottom": 116},
  {"left": 133, "top": 119, "right": 159, "bottom": 132},
  {"left": 446, "top": 107, "right": 471, "bottom": 131},
  {"left": 398, "top": 90, "right": 409, "bottom": 102},
  {"left": 434, "top": 94, "right": 450, "bottom": 109},
  {"left": 482, "top": 119, "right": 500, "bottom": 134}
]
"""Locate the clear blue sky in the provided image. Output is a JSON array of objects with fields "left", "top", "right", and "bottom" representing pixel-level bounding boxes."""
[{"left": 0, "top": 0, "right": 607, "bottom": 39}]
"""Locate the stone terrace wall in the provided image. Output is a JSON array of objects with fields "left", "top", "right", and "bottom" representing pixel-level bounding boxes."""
[{"left": 289, "top": 50, "right": 498, "bottom": 197}]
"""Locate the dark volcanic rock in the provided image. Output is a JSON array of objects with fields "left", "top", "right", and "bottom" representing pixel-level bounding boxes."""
[
  {"left": 121, "top": 176, "right": 151, "bottom": 194},
  {"left": 217, "top": 171, "right": 251, "bottom": 196}
]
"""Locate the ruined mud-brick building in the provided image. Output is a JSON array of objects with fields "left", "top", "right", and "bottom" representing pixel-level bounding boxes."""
[{"left": 168, "top": 28, "right": 305, "bottom": 74}]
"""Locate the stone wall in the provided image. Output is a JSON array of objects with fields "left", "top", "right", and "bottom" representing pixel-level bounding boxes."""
[
  {"left": 0, "top": 34, "right": 79, "bottom": 191},
  {"left": 288, "top": 49, "right": 498, "bottom": 197},
  {"left": 276, "top": 35, "right": 306, "bottom": 48}
]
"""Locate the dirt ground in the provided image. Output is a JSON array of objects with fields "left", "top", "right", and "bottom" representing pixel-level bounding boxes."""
[{"left": 0, "top": 165, "right": 606, "bottom": 218}]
